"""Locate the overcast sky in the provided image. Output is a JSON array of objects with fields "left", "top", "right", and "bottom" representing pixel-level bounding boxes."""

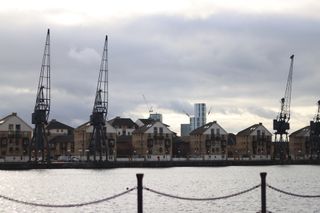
[{"left": 1, "top": 0, "right": 320, "bottom": 135}]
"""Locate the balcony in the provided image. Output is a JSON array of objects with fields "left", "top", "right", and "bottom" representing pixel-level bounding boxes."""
[
  {"left": 154, "top": 134, "right": 164, "bottom": 140},
  {"left": 147, "top": 139, "right": 153, "bottom": 148}
]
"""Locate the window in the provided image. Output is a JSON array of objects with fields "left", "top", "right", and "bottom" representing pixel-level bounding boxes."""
[
  {"left": 154, "top": 127, "right": 158, "bottom": 134},
  {"left": 159, "top": 127, "right": 163, "bottom": 135},
  {"left": 9, "top": 124, "right": 14, "bottom": 131},
  {"left": 16, "top": 124, "right": 21, "bottom": 131}
]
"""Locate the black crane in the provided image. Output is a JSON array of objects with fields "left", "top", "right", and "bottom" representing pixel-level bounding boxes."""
[
  {"left": 273, "top": 55, "right": 294, "bottom": 160},
  {"left": 88, "top": 36, "right": 108, "bottom": 162},
  {"left": 29, "top": 29, "right": 51, "bottom": 163},
  {"left": 310, "top": 100, "right": 320, "bottom": 159}
]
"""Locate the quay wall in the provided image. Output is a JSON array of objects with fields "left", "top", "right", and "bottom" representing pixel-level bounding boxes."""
[{"left": 0, "top": 159, "right": 319, "bottom": 170}]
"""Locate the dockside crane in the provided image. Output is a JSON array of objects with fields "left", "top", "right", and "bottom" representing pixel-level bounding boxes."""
[
  {"left": 142, "top": 94, "right": 153, "bottom": 114},
  {"left": 310, "top": 100, "right": 320, "bottom": 159},
  {"left": 29, "top": 29, "right": 51, "bottom": 163},
  {"left": 273, "top": 54, "right": 294, "bottom": 160},
  {"left": 88, "top": 35, "right": 108, "bottom": 162}
]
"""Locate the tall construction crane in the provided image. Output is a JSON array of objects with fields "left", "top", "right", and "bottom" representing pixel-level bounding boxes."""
[
  {"left": 142, "top": 94, "right": 153, "bottom": 114},
  {"left": 29, "top": 29, "right": 51, "bottom": 163},
  {"left": 88, "top": 35, "right": 108, "bottom": 162},
  {"left": 310, "top": 100, "right": 320, "bottom": 159},
  {"left": 273, "top": 54, "right": 294, "bottom": 160}
]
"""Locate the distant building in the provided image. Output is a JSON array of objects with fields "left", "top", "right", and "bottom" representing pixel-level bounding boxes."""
[
  {"left": 189, "top": 121, "right": 228, "bottom": 160},
  {"left": 132, "top": 121, "right": 174, "bottom": 160},
  {"left": 46, "top": 119, "right": 74, "bottom": 159},
  {"left": 109, "top": 117, "right": 138, "bottom": 136},
  {"left": 149, "top": 113, "right": 163, "bottom": 122},
  {"left": 47, "top": 119, "right": 74, "bottom": 136},
  {"left": 289, "top": 126, "right": 310, "bottom": 160},
  {"left": 194, "top": 103, "right": 206, "bottom": 129},
  {"left": 185, "top": 103, "right": 207, "bottom": 132},
  {"left": 136, "top": 118, "right": 154, "bottom": 127},
  {"left": 0, "top": 112, "right": 32, "bottom": 161},
  {"left": 172, "top": 136, "right": 190, "bottom": 158},
  {"left": 73, "top": 121, "right": 117, "bottom": 160},
  {"left": 235, "top": 123, "right": 272, "bottom": 160},
  {"left": 116, "top": 135, "right": 133, "bottom": 158},
  {"left": 180, "top": 124, "right": 190, "bottom": 137}
]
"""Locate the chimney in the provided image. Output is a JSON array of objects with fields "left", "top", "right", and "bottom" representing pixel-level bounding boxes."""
[{"left": 12, "top": 112, "right": 17, "bottom": 116}]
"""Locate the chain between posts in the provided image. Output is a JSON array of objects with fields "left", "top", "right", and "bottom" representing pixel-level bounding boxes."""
[
  {"left": 0, "top": 187, "right": 136, "bottom": 208},
  {"left": 267, "top": 184, "right": 320, "bottom": 198},
  {"left": 144, "top": 184, "right": 261, "bottom": 201}
]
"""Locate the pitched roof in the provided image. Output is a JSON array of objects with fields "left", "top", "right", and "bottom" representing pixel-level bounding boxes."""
[
  {"left": 132, "top": 121, "right": 173, "bottom": 134},
  {"left": 109, "top": 117, "right": 138, "bottom": 129},
  {"left": 132, "top": 122, "right": 155, "bottom": 134},
  {"left": 137, "top": 119, "right": 154, "bottom": 125},
  {"left": 237, "top": 123, "right": 271, "bottom": 136},
  {"left": 47, "top": 119, "right": 74, "bottom": 130},
  {"left": 189, "top": 121, "right": 226, "bottom": 135},
  {"left": 76, "top": 121, "right": 90, "bottom": 129},
  {"left": 237, "top": 124, "right": 260, "bottom": 136},
  {"left": 0, "top": 112, "right": 32, "bottom": 130},
  {"left": 290, "top": 126, "right": 310, "bottom": 137}
]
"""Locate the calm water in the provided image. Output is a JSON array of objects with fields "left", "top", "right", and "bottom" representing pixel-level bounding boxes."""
[{"left": 0, "top": 165, "right": 319, "bottom": 213}]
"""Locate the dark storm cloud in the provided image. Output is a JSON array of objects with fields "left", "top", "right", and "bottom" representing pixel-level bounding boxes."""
[{"left": 1, "top": 11, "right": 320, "bottom": 133}]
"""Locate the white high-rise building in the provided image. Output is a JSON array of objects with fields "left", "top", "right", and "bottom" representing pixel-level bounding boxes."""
[
  {"left": 194, "top": 103, "right": 206, "bottom": 129},
  {"left": 180, "top": 103, "right": 207, "bottom": 135}
]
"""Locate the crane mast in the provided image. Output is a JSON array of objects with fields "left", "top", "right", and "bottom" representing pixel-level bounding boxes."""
[
  {"left": 29, "top": 29, "right": 51, "bottom": 163},
  {"left": 310, "top": 100, "right": 320, "bottom": 159},
  {"left": 88, "top": 35, "right": 109, "bottom": 162},
  {"left": 273, "top": 55, "right": 294, "bottom": 160}
]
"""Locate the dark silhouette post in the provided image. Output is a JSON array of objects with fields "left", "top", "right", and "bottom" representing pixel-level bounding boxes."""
[
  {"left": 260, "top": 172, "right": 267, "bottom": 213},
  {"left": 137, "top": 173, "right": 144, "bottom": 213}
]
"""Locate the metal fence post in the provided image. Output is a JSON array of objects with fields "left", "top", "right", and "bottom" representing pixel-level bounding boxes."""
[
  {"left": 137, "top": 173, "right": 144, "bottom": 213},
  {"left": 260, "top": 172, "right": 267, "bottom": 213}
]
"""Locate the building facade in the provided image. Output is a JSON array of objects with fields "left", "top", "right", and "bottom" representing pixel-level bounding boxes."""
[
  {"left": 109, "top": 117, "right": 138, "bottom": 136},
  {"left": 186, "top": 103, "right": 207, "bottom": 132},
  {"left": 74, "top": 121, "right": 117, "bottom": 161},
  {"left": 235, "top": 123, "right": 272, "bottom": 160},
  {"left": 189, "top": 121, "right": 228, "bottom": 160},
  {"left": 132, "top": 121, "right": 174, "bottom": 160},
  {"left": 0, "top": 113, "right": 32, "bottom": 161},
  {"left": 180, "top": 124, "right": 190, "bottom": 137},
  {"left": 289, "top": 126, "right": 310, "bottom": 160},
  {"left": 46, "top": 119, "right": 74, "bottom": 160}
]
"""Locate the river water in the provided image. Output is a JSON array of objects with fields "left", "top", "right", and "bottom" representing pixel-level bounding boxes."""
[{"left": 0, "top": 165, "right": 319, "bottom": 213}]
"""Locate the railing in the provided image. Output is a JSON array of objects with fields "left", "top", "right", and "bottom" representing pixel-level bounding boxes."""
[{"left": 0, "top": 173, "right": 319, "bottom": 212}]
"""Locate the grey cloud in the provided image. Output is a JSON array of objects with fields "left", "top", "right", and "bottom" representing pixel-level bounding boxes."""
[{"left": 1, "top": 11, "right": 320, "bottom": 133}]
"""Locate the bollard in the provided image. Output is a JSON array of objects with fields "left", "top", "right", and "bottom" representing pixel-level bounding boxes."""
[
  {"left": 137, "top": 173, "right": 144, "bottom": 213},
  {"left": 260, "top": 172, "right": 267, "bottom": 213}
]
